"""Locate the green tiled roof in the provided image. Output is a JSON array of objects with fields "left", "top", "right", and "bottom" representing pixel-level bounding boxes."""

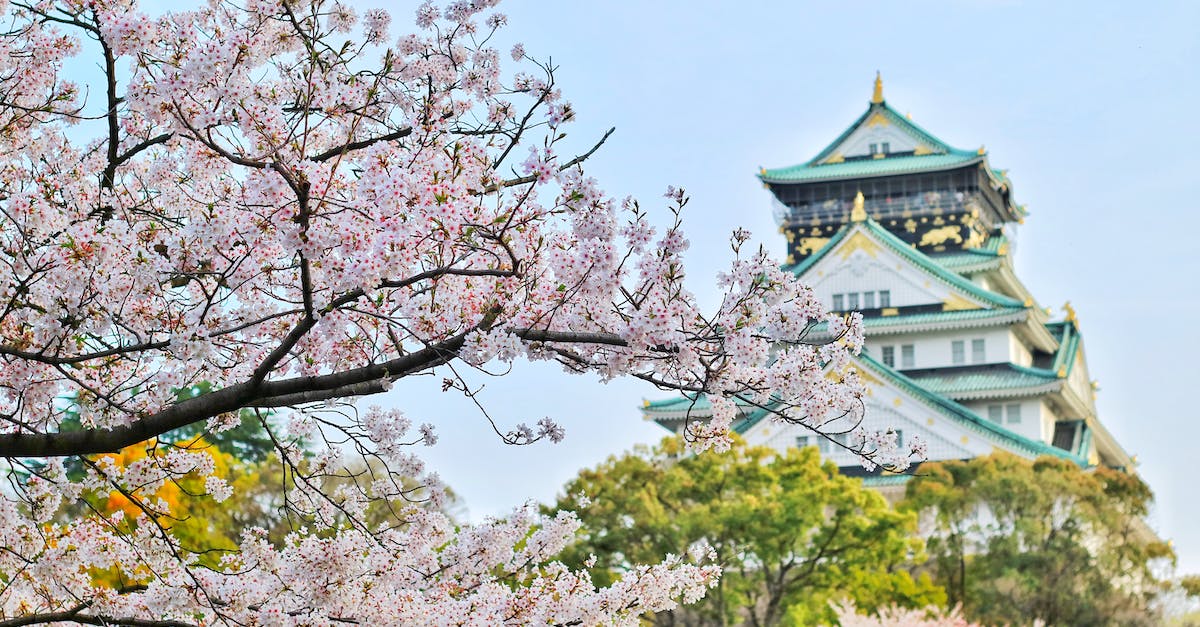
[
  {"left": 929, "top": 235, "right": 1008, "bottom": 273},
  {"left": 643, "top": 394, "right": 707, "bottom": 413},
  {"left": 853, "top": 353, "right": 1086, "bottom": 465},
  {"left": 723, "top": 352, "right": 1086, "bottom": 465},
  {"left": 642, "top": 354, "right": 1086, "bottom": 466},
  {"left": 931, "top": 253, "right": 1003, "bottom": 273},
  {"left": 760, "top": 153, "right": 982, "bottom": 184},
  {"left": 1046, "top": 320, "right": 1082, "bottom": 377},
  {"left": 861, "top": 474, "right": 913, "bottom": 488},
  {"left": 817, "top": 102, "right": 964, "bottom": 162},
  {"left": 790, "top": 218, "right": 1024, "bottom": 310},
  {"left": 760, "top": 101, "right": 982, "bottom": 184},
  {"left": 906, "top": 364, "right": 1060, "bottom": 398},
  {"left": 643, "top": 394, "right": 775, "bottom": 432},
  {"left": 863, "top": 307, "right": 1025, "bottom": 331},
  {"left": 802, "top": 308, "right": 1027, "bottom": 339},
  {"left": 643, "top": 394, "right": 757, "bottom": 416}
]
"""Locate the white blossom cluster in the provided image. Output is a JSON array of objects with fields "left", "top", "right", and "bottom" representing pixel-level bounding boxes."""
[{"left": 0, "top": 0, "right": 873, "bottom": 623}]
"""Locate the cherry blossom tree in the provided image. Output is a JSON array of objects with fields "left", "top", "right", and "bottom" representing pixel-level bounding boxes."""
[{"left": 0, "top": 0, "right": 874, "bottom": 624}]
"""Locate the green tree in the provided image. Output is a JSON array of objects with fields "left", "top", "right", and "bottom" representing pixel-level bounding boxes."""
[
  {"left": 550, "top": 437, "right": 943, "bottom": 626},
  {"left": 901, "top": 453, "right": 1174, "bottom": 626}
]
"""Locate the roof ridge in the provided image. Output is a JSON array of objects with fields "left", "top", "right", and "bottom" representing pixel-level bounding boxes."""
[
  {"left": 791, "top": 219, "right": 1024, "bottom": 309},
  {"left": 770, "top": 99, "right": 975, "bottom": 177},
  {"left": 1003, "top": 361, "right": 1061, "bottom": 379},
  {"left": 855, "top": 353, "right": 1086, "bottom": 464},
  {"left": 860, "top": 219, "right": 1024, "bottom": 308},
  {"left": 877, "top": 102, "right": 976, "bottom": 157},
  {"left": 805, "top": 106, "right": 874, "bottom": 166},
  {"left": 760, "top": 152, "right": 983, "bottom": 184},
  {"left": 643, "top": 356, "right": 1086, "bottom": 465}
]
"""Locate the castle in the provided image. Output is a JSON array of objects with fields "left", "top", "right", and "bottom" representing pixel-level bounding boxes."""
[{"left": 643, "top": 74, "right": 1132, "bottom": 492}]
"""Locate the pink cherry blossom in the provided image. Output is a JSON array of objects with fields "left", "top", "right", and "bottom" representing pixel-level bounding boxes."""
[{"left": 0, "top": 1, "right": 870, "bottom": 624}]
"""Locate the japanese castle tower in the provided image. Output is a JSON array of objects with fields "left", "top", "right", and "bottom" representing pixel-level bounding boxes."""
[{"left": 644, "top": 74, "right": 1132, "bottom": 487}]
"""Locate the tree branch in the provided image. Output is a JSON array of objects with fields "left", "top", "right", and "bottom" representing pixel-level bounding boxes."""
[
  {"left": 0, "top": 325, "right": 480, "bottom": 457},
  {"left": 483, "top": 127, "right": 615, "bottom": 193},
  {"left": 308, "top": 127, "right": 413, "bottom": 162},
  {"left": 0, "top": 608, "right": 196, "bottom": 627}
]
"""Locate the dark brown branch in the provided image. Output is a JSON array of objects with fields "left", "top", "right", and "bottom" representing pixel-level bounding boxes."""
[
  {"left": 308, "top": 127, "right": 413, "bottom": 162},
  {"left": 0, "top": 604, "right": 196, "bottom": 627},
  {"left": 491, "top": 80, "right": 552, "bottom": 170},
  {"left": 516, "top": 328, "right": 685, "bottom": 357},
  {"left": 0, "top": 322, "right": 486, "bottom": 458},
  {"left": 483, "top": 127, "right": 615, "bottom": 193},
  {"left": 513, "top": 328, "right": 627, "bottom": 347},
  {"left": 0, "top": 604, "right": 87, "bottom": 627},
  {"left": 248, "top": 378, "right": 389, "bottom": 408},
  {"left": 41, "top": 616, "right": 194, "bottom": 627},
  {"left": 250, "top": 266, "right": 516, "bottom": 385},
  {"left": 0, "top": 282, "right": 643, "bottom": 458},
  {"left": 0, "top": 339, "right": 170, "bottom": 365},
  {"left": 113, "top": 133, "right": 174, "bottom": 167}
]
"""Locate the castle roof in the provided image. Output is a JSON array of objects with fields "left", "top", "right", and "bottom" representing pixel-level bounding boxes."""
[
  {"left": 760, "top": 152, "right": 982, "bottom": 185},
  {"left": 642, "top": 351, "right": 1088, "bottom": 467},
  {"left": 759, "top": 73, "right": 984, "bottom": 185},
  {"left": 789, "top": 213, "right": 1025, "bottom": 310}
]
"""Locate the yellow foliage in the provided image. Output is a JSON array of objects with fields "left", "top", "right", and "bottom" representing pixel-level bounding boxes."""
[
  {"left": 87, "top": 437, "right": 246, "bottom": 588},
  {"left": 96, "top": 436, "right": 228, "bottom": 524}
]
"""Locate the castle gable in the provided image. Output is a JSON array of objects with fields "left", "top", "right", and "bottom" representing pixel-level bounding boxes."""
[{"left": 798, "top": 217, "right": 1022, "bottom": 313}]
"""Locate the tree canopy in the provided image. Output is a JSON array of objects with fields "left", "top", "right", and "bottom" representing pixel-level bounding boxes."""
[
  {"left": 902, "top": 453, "right": 1174, "bottom": 626},
  {"left": 551, "top": 437, "right": 943, "bottom": 626}
]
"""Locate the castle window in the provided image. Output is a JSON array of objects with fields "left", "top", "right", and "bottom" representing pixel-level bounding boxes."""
[
  {"left": 988, "top": 405, "right": 1003, "bottom": 423},
  {"left": 869, "top": 143, "right": 878, "bottom": 155},
  {"left": 972, "top": 339, "right": 986, "bottom": 363},
  {"left": 1052, "top": 422, "right": 1078, "bottom": 451},
  {"left": 1006, "top": 404, "right": 1022, "bottom": 425},
  {"left": 847, "top": 292, "right": 860, "bottom": 310},
  {"left": 833, "top": 294, "right": 844, "bottom": 310},
  {"left": 951, "top": 340, "right": 965, "bottom": 365},
  {"left": 881, "top": 346, "right": 895, "bottom": 367},
  {"left": 863, "top": 291, "right": 876, "bottom": 308},
  {"left": 881, "top": 142, "right": 890, "bottom": 154},
  {"left": 879, "top": 290, "right": 891, "bottom": 307},
  {"left": 901, "top": 344, "right": 915, "bottom": 368},
  {"left": 894, "top": 429, "right": 903, "bottom": 448}
]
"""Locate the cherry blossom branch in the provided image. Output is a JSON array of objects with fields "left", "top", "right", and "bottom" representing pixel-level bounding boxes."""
[
  {"left": 0, "top": 613, "right": 198, "bottom": 627},
  {"left": 308, "top": 127, "right": 413, "bottom": 162},
  {"left": 0, "top": 1, "right": 821, "bottom": 622},
  {"left": 0, "top": 325, "right": 477, "bottom": 456},
  {"left": 484, "top": 126, "right": 615, "bottom": 192}
]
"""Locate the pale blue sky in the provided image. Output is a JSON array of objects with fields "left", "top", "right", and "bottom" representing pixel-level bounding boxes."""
[{"left": 387, "top": 0, "right": 1200, "bottom": 575}]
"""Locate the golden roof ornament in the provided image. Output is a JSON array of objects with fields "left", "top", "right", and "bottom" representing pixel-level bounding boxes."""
[
  {"left": 871, "top": 71, "right": 884, "bottom": 104},
  {"left": 850, "top": 191, "right": 867, "bottom": 222},
  {"left": 1063, "top": 301, "right": 1077, "bottom": 323}
]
